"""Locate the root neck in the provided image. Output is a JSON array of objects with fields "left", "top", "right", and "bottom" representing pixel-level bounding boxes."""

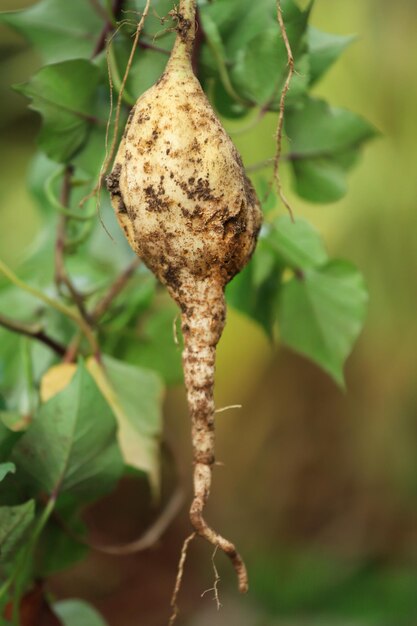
[{"left": 167, "top": 0, "right": 196, "bottom": 73}]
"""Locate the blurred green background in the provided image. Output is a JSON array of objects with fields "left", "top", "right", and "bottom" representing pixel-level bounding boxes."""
[{"left": 1, "top": 0, "right": 417, "bottom": 625}]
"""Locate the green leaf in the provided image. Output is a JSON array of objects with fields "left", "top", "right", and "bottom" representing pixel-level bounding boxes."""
[
  {"left": 277, "top": 261, "right": 368, "bottom": 386},
  {"left": 232, "top": 27, "right": 286, "bottom": 105},
  {"left": 208, "top": 79, "right": 247, "bottom": 120},
  {"left": 15, "top": 60, "right": 100, "bottom": 163},
  {"left": 230, "top": 2, "right": 311, "bottom": 106},
  {"left": 199, "top": 0, "right": 250, "bottom": 41},
  {"left": 0, "top": 500, "right": 35, "bottom": 565},
  {"left": 54, "top": 599, "right": 109, "bottom": 626},
  {"left": 0, "top": 463, "right": 15, "bottom": 483},
  {"left": 308, "top": 26, "right": 356, "bottom": 85},
  {"left": 0, "top": 0, "right": 103, "bottom": 64},
  {"left": 286, "top": 97, "right": 376, "bottom": 155},
  {"left": 198, "top": 11, "right": 244, "bottom": 106},
  {"left": 12, "top": 361, "right": 123, "bottom": 501},
  {"left": 124, "top": 304, "right": 183, "bottom": 385},
  {"left": 285, "top": 97, "right": 377, "bottom": 202},
  {"left": 227, "top": 241, "right": 282, "bottom": 337},
  {"left": 37, "top": 505, "right": 87, "bottom": 576},
  {"left": 266, "top": 215, "right": 328, "bottom": 269},
  {"left": 88, "top": 355, "right": 164, "bottom": 494},
  {"left": 124, "top": 46, "right": 167, "bottom": 100},
  {"left": 0, "top": 420, "right": 21, "bottom": 459}
]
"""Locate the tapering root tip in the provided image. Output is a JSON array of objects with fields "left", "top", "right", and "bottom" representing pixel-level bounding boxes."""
[{"left": 190, "top": 491, "right": 248, "bottom": 594}]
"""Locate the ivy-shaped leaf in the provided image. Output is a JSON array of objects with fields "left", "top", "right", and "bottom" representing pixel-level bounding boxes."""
[
  {"left": 265, "top": 215, "right": 328, "bottom": 269},
  {"left": 13, "top": 361, "right": 123, "bottom": 501},
  {"left": 15, "top": 59, "right": 101, "bottom": 163},
  {"left": 285, "top": 97, "right": 377, "bottom": 202},
  {"left": 227, "top": 241, "right": 282, "bottom": 337},
  {"left": 0, "top": 0, "right": 103, "bottom": 64},
  {"left": 124, "top": 304, "right": 184, "bottom": 385},
  {"left": 231, "top": 2, "right": 311, "bottom": 106},
  {"left": 277, "top": 260, "right": 368, "bottom": 387},
  {"left": 308, "top": 26, "right": 356, "bottom": 85}
]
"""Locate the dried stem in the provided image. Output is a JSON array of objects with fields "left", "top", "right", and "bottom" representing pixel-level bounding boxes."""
[
  {"left": 82, "top": 0, "right": 152, "bottom": 209},
  {"left": 0, "top": 314, "right": 66, "bottom": 357},
  {"left": 273, "top": 0, "right": 295, "bottom": 221},
  {"left": 91, "top": 257, "right": 141, "bottom": 322},
  {"left": 169, "top": 532, "right": 196, "bottom": 626}
]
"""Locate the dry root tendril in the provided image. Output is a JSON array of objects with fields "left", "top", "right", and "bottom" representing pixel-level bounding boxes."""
[{"left": 272, "top": 0, "right": 296, "bottom": 221}]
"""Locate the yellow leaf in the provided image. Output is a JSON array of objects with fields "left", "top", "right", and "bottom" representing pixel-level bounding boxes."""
[{"left": 40, "top": 363, "right": 77, "bottom": 402}]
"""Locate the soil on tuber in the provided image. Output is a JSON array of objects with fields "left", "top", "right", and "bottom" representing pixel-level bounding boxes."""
[{"left": 107, "top": 0, "right": 262, "bottom": 604}]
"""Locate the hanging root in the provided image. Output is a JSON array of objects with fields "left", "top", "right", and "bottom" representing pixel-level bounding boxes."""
[{"left": 179, "top": 279, "right": 248, "bottom": 594}]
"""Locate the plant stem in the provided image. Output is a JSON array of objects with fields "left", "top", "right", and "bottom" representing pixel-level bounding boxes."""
[
  {"left": 11, "top": 497, "right": 56, "bottom": 625},
  {"left": 84, "top": 0, "right": 152, "bottom": 209},
  {"left": 54, "top": 167, "right": 92, "bottom": 325},
  {"left": 0, "top": 258, "right": 99, "bottom": 356},
  {"left": 91, "top": 257, "right": 141, "bottom": 322},
  {"left": 272, "top": 0, "right": 295, "bottom": 220},
  {"left": 0, "top": 313, "right": 66, "bottom": 356},
  {"left": 45, "top": 167, "right": 96, "bottom": 222}
]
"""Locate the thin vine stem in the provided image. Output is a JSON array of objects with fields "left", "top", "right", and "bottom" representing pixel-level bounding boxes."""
[
  {"left": 0, "top": 313, "right": 66, "bottom": 356},
  {"left": 273, "top": 0, "right": 295, "bottom": 221},
  {"left": 45, "top": 167, "right": 96, "bottom": 222},
  {"left": 54, "top": 166, "right": 92, "bottom": 325},
  {"left": 0, "top": 496, "right": 55, "bottom": 616},
  {"left": 0, "top": 258, "right": 99, "bottom": 356}
]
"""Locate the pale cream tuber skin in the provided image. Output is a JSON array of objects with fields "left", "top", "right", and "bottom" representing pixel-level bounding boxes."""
[{"left": 107, "top": 0, "right": 262, "bottom": 594}]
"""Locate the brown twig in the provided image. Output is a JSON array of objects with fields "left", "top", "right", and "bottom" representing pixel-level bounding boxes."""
[
  {"left": 169, "top": 532, "right": 196, "bottom": 626},
  {"left": 0, "top": 314, "right": 66, "bottom": 357},
  {"left": 62, "top": 332, "right": 83, "bottom": 363},
  {"left": 92, "top": 0, "right": 125, "bottom": 57},
  {"left": 272, "top": 0, "right": 295, "bottom": 221},
  {"left": 91, "top": 257, "right": 141, "bottom": 322}
]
